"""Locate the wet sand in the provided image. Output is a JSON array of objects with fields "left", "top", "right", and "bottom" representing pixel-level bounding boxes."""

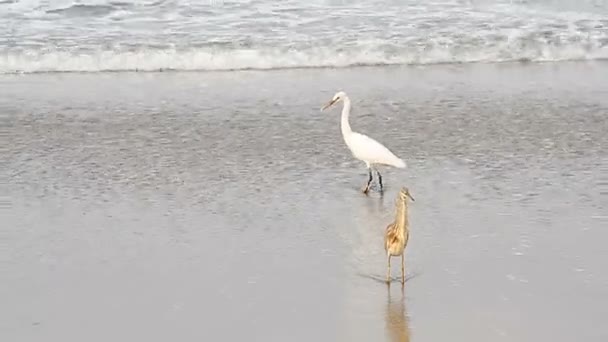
[{"left": 2, "top": 61, "right": 608, "bottom": 341}]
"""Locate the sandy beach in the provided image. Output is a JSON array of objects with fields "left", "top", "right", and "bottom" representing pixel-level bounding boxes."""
[{"left": 2, "top": 61, "right": 607, "bottom": 341}]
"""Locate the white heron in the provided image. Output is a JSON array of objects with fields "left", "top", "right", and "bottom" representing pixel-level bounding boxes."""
[{"left": 321, "top": 91, "right": 406, "bottom": 194}]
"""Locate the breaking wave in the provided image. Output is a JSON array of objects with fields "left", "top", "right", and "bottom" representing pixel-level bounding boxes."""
[
  {"left": 2, "top": 42, "right": 607, "bottom": 74},
  {"left": 1, "top": 0, "right": 607, "bottom": 73}
]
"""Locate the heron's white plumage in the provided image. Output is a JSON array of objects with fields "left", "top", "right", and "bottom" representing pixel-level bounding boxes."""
[
  {"left": 345, "top": 132, "right": 406, "bottom": 168},
  {"left": 321, "top": 90, "right": 406, "bottom": 193},
  {"left": 333, "top": 91, "right": 405, "bottom": 168}
]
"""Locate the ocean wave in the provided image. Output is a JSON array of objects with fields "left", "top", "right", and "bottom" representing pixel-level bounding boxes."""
[
  {"left": 1, "top": 42, "right": 607, "bottom": 74},
  {"left": 46, "top": 4, "right": 118, "bottom": 16},
  {"left": 2, "top": 0, "right": 608, "bottom": 73}
]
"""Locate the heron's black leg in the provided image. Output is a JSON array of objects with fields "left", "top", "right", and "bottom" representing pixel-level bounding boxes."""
[
  {"left": 362, "top": 168, "right": 373, "bottom": 194},
  {"left": 376, "top": 169, "right": 383, "bottom": 192}
]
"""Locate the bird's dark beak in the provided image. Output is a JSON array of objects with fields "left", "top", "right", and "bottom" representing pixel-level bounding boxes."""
[
  {"left": 407, "top": 193, "right": 415, "bottom": 202},
  {"left": 320, "top": 98, "right": 337, "bottom": 111}
]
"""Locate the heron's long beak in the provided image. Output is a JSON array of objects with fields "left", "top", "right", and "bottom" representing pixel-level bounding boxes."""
[
  {"left": 320, "top": 98, "right": 337, "bottom": 111},
  {"left": 407, "top": 193, "right": 415, "bottom": 202}
]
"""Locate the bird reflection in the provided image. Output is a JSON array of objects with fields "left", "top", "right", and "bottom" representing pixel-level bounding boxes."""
[{"left": 385, "top": 283, "right": 411, "bottom": 342}]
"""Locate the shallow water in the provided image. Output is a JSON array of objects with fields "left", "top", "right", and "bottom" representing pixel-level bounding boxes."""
[{"left": 2, "top": 61, "right": 608, "bottom": 341}]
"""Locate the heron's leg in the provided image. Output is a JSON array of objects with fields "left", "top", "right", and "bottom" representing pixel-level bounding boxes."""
[
  {"left": 401, "top": 254, "right": 405, "bottom": 284},
  {"left": 376, "top": 169, "right": 383, "bottom": 192},
  {"left": 362, "top": 167, "right": 373, "bottom": 194},
  {"left": 387, "top": 254, "right": 391, "bottom": 283}
]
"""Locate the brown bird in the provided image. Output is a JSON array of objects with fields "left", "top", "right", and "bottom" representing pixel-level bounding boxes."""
[{"left": 384, "top": 187, "right": 415, "bottom": 284}]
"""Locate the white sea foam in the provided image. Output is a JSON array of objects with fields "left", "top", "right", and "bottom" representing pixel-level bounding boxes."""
[
  {"left": 1, "top": 0, "right": 607, "bottom": 73},
  {"left": 2, "top": 43, "right": 606, "bottom": 74}
]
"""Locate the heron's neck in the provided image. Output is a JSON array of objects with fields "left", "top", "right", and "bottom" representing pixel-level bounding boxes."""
[
  {"left": 341, "top": 96, "right": 352, "bottom": 136},
  {"left": 395, "top": 200, "right": 409, "bottom": 233}
]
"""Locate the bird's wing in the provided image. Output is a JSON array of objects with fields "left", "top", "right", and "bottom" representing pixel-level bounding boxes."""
[
  {"left": 349, "top": 132, "right": 406, "bottom": 168},
  {"left": 385, "top": 223, "right": 404, "bottom": 251},
  {"left": 384, "top": 223, "right": 396, "bottom": 250}
]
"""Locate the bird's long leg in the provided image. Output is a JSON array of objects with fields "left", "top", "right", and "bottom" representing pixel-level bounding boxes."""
[
  {"left": 387, "top": 254, "right": 391, "bottom": 283},
  {"left": 362, "top": 167, "right": 373, "bottom": 194},
  {"left": 401, "top": 254, "right": 405, "bottom": 284},
  {"left": 376, "top": 169, "right": 383, "bottom": 192}
]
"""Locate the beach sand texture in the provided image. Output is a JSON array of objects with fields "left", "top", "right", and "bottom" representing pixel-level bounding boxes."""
[{"left": 2, "top": 61, "right": 607, "bottom": 341}]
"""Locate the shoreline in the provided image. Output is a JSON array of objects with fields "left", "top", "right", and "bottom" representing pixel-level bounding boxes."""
[{"left": 1, "top": 58, "right": 607, "bottom": 76}]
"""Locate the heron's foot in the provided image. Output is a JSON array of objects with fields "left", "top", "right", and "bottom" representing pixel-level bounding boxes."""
[{"left": 362, "top": 186, "right": 370, "bottom": 194}]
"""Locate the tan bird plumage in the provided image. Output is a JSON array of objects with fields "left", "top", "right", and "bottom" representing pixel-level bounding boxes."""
[{"left": 384, "top": 187, "right": 415, "bottom": 283}]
